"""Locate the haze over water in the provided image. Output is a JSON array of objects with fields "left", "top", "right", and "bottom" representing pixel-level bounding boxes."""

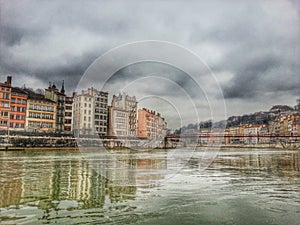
[{"left": 0, "top": 148, "right": 299, "bottom": 225}]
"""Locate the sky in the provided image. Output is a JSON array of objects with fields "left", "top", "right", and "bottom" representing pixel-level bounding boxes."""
[{"left": 0, "top": 0, "right": 299, "bottom": 129}]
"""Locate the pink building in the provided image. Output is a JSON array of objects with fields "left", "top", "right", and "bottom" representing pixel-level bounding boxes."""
[{"left": 137, "top": 108, "right": 167, "bottom": 139}]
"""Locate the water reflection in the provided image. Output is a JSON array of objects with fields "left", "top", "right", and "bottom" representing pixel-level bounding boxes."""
[
  {"left": 0, "top": 148, "right": 299, "bottom": 224},
  {"left": 211, "top": 150, "right": 300, "bottom": 177},
  {"left": 0, "top": 150, "right": 169, "bottom": 210}
]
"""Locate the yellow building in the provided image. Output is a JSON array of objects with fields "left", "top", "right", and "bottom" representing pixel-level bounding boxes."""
[{"left": 25, "top": 91, "right": 56, "bottom": 132}]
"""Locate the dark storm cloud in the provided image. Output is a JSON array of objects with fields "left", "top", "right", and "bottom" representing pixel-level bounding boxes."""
[
  {"left": 223, "top": 57, "right": 280, "bottom": 98},
  {"left": 0, "top": 26, "right": 24, "bottom": 46},
  {"left": 101, "top": 62, "right": 208, "bottom": 101},
  {"left": 0, "top": 0, "right": 299, "bottom": 121}
]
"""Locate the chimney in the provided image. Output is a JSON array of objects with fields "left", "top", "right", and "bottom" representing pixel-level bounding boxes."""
[
  {"left": 6, "top": 76, "right": 12, "bottom": 87},
  {"left": 72, "top": 92, "right": 76, "bottom": 98}
]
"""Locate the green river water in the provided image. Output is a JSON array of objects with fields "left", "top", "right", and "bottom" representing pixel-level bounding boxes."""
[{"left": 0, "top": 148, "right": 299, "bottom": 224}]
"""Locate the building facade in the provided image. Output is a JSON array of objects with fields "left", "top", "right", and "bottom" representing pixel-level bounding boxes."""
[
  {"left": 108, "top": 107, "right": 129, "bottom": 137},
  {"left": 243, "top": 124, "right": 268, "bottom": 144},
  {"left": 44, "top": 82, "right": 66, "bottom": 133},
  {"left": 72, "top": 87, "right": 108, "bottom": 136},
  {"left": 9, "top": 87, "right": 28, "bottom": 131},
  {"left": 25, "top": 91, "right": 57, "bottom": 132},
  {"left": 156, "top": 114, "right": 167, "bottom": 139},
  {"left": 72, "top": 88, "right": 94, "bottom": 136},
  {"left": 0, "top": 76, "right": 11, "bottom": 130},
  {"left": 64, "top": 95, "right": 73, "bottom": 133},
  {"left": 108, "top": 93, "right": 137, "bottom": 137},
  {"left": 94, "top": 91, "right": 108, "bottom": 136},
  {"left": 137, "top": 108, "right": 167, "bottom": 139}
]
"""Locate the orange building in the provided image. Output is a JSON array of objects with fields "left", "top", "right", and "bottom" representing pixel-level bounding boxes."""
[
  {"left": 9, "top": 87, "right": 28, "bottom": 131},
  {"left": 137, "top": 108, "right": 167, "bottom": 139},
  {"left": 0, "top": 76, "right": 12, "bottom": 130}
]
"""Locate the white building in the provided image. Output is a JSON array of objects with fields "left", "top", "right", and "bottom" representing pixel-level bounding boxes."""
[
  {"left": 72, "top": 87, "right": 108, "bottom": 136},
  {"left": 108, "top": 93, "right": 137, "bottom": 137}
]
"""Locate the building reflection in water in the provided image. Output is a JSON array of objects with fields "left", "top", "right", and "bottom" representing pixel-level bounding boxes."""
[
  {"left": 189, "top": 149, "right": 300, "bottom": 178},
  {"left": 0, "top": 150, "right": 167, "bottom": 211},
  {"left": 0, "top": 152, "right": 25, "bottom": 208}
]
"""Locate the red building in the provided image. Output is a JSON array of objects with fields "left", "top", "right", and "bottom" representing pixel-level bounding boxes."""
[
  {"left": 0, "top": 76, "right": 12, "bottom": 130},
  {"left": 10, "top": 87, "right": 28, "bottom": 131}
]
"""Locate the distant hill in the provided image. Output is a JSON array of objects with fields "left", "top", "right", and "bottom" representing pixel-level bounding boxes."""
[
  {"left": 174, "top": 103, "right": 297, "bottom": 134},
  {"left": 269, "top": 105, "right": 294, "bottom": 112}
]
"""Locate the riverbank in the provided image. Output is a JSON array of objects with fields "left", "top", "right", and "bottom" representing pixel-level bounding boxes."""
[
  {"left": 221, "top": 143, "right": 299, "bottom": 150},
  {"left": 1, "top": 144, "right": 299, "bottom": 151},
  {"left": 0, "top": 146, "right": 79, "bottom": 151}
]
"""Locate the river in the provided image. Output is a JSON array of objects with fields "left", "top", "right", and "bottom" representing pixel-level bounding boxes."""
[{"left": 0, "top": 148, "right": 299, "bottom": 224}]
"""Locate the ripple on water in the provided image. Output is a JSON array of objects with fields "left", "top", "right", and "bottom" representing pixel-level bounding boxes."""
[{"left": 0, "top": 149, "right": 299, "bottom": 224}]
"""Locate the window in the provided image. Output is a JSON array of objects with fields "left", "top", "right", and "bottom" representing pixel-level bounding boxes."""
[
  {"left": 10, "top": 114, "right": 14, "bottom": 119},
  {"left": 17, "top": 107, "right": 21, "bottom": 112},
  {"left": 2, "top": 102, "right": 9, "bottom": 107},
  {"left": 11, "top": 106, "right": 15, "bottom": 111},
  {"left": 16, "top": 115, "right": 20, "bottom": 120},
  {"left": 10, "top": 122, "right": 14, "bottom": 128},
  {"left": 4, "top": 93, "right": 10, "bottom": 99},
  {"left": 17, "top": 99, "right": 21, "bottom": 104},
  {"left": 2, "top": 111, "right": 8, "bottom": 117}
]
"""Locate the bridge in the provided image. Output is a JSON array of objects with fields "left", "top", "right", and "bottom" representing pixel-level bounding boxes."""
[{"left": 164, "top": 134, "right": 300, "bottom": 149}]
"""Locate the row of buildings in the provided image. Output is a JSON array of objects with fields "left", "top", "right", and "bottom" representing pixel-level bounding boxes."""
[
  {"left": 0, "top": 76, "right": 167, "bottom": 139},
  {"left": 197, "top": 107, "right": 300, "bottom": 145},
  {"left": 72, "top": 88, "right": 167, "bottom": 139}
]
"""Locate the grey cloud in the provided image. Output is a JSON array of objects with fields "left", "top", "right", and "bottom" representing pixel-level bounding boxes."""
[
  {"left": 0, "top": 0, "right": 299, "bottom": 123},
  {"left": 102, "top": 62, "right": 208, "bottom": 101},
  {"left": 223, "top": 56, "right": 280, "bottom": 98}
]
